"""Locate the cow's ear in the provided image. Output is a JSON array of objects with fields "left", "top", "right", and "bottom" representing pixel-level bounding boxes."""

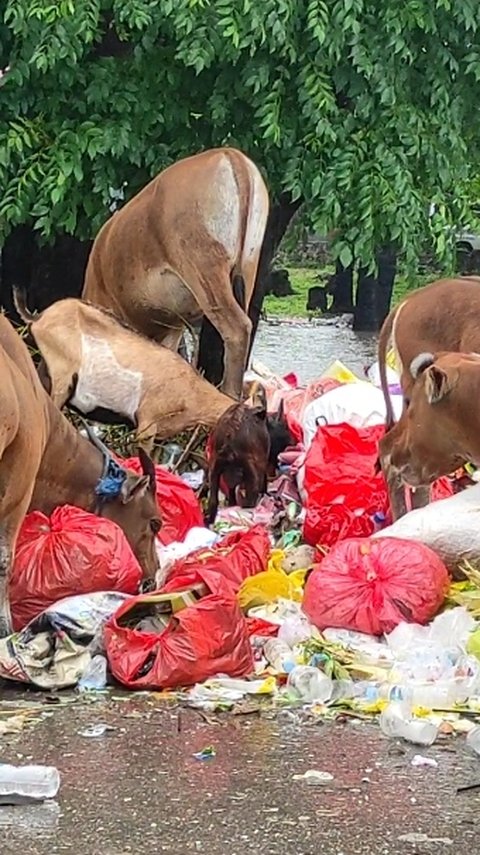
[
  {"left": 425, "top": 365, "right": 454, "bottom": 404},
  {"left": 410, "top": 352, "right": 435, "bottom": 379}
]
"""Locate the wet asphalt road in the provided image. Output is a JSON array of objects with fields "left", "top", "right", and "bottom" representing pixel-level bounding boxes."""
[{"left": 1, "top": 691, "right": 480, "bottom": 855}]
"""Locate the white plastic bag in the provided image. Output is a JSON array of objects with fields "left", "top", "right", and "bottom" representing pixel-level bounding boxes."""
[
  {"left": 301, "top": 382, "right": 403, "bottom": 449},
  {"left": 373, "top": 484, "right": 480, "bottom": 572}
]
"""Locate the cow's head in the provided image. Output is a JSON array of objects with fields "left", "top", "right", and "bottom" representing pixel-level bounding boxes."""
[
  {"left": 84, "top": 425, "right": 160, "bottom": 581},
  {"left": 378, "top": 351, "right": 478, "bottom": 487}
]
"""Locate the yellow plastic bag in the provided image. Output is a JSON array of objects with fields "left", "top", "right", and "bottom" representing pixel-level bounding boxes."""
[
  {"left": 238, "top": 549, "right": 305, "bottom": 610},
  {"left": 320, "top": 359, "right": 361, "bottom": 385},
  {"left": 386, "top": 348, "right": 398, "bottom": 372}
]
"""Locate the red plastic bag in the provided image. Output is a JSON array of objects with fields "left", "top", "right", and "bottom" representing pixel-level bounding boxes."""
[
  {"left": 302, "top": 424, "right": 454, "bottom": 549},
  {"left": 104, "top": 565, "right": 253, "bottom": 689},
  {"left": 303, "top": 536, "right": 449, "bottom": 636},
  {"left": 303, "top": 424, "right": 389, "bottom": 548},
  {"left": 10, "top": 506, "right": 142, "bottom": 631},
  {"left": 122, "top": 457, "right": 203, "bottom": 545},
  {"left": 165, "top": 525, "right": 271, "bottom": 596}
]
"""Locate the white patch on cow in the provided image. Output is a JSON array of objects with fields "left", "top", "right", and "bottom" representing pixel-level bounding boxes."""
[
  {"left": 242, "top": 160, "right": 269, "bottom": 264},
  {"left": 204, "top": 155, "right": 241, "bottom": 258},
  {"left": 70, "top": 334, "right": 142, "bottom": 420}
]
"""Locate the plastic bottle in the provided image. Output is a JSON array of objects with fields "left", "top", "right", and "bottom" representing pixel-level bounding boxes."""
[
  {"left": 287, "top": 665, "right": 333, "bottom": 703},
  {"left": 263, "top": 639, "right": 295, "bottom": 673},
  {"left": 379, "top": 701, "right": 438, "bottom": 746},
  {"left": 78, "top": 654, "right": 107, "bottom": 692},
  {"left": 0, "top": 765, "right": 60, "bottom": 805},
  {"left": 466, "top": 726, "right": 480, "bottom": 756}
]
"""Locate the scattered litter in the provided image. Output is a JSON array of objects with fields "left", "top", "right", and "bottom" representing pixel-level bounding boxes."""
[
  {"left": 3, "top": 357, "right": 480, "bottom": 763},
  {"left": 78, "top": 723, "right": 115, "bottom": 738},
  {"left": 193, "top": 746, "right": 216, "bottom": 761},
  {"left": 411, "top": 755, "right": 438, "bottom": 768},
  {"left": 292, "top": 770, "right": 334, "bottom": 786}
]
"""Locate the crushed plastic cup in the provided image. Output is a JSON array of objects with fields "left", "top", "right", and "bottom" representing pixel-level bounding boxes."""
[
  {"left": 286, "top": 665, "right": 333, "bottom": 703},
  {"left": 379, "top": 701, "right": 438, "bottom": 746}
]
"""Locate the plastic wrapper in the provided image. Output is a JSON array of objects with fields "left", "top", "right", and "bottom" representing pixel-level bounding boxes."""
[
  {"left": 303, "top": 536, "right": 449, "bottom": 636},
  {"left": 301, "top": 382, "right": 404, "bottom": 449},
  {"left": 11, "top": 507, "right": 142, "bottom": 631}
]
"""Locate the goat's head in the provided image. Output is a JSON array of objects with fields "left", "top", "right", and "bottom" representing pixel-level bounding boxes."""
[{"left": 84, "top": 425, "right": 160, "bottom": 582}]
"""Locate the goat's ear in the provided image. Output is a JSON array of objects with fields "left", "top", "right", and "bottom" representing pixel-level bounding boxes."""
[
  {"left": 138, "top": 447, "right": 156, "bottom": 491},
  {"left": 409, "top": 352, "right": 435, "bottom": 379},
  {"left": 251, "top": 404, "right": 267, "bottom": 421},
  {"left": 120, "top": 473, "right": 150, "bottom": 504},
  {"left": 424, "top": 365, "right": 455, "bottom": 404}
]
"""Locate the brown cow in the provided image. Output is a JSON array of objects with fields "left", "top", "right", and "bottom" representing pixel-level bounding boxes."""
[
  {"left": 378, "top": 276, "right": 480, "bottom": 428},
  {"left": 0, "top": 314, "right": 160, "bottom": 637},
  {"left": 377, "top": 276, "right": 480, "bottom": 517},
  {"left": 13, "top": 290, "right": 234, "bottom": 452},
  {"left": 379, "top": 351, "right": 480, "bottom": 490},
  {"left": 82, "top": 147, "right": 269, "bottom": 401}
]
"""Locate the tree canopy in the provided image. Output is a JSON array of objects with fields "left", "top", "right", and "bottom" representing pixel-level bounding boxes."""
[{"left": 1, "top": 0, "right": 479, "bottom": 269}]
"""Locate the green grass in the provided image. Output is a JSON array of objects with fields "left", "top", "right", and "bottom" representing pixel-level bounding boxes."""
[{"left": 263, "top": 266, "right": 447, "bottom": 319}]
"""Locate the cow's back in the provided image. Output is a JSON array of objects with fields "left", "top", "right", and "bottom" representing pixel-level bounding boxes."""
[
  {"left": 82, "top": 147, "right": 267, "bottom": 329},
  {"left": 395, "top": 277, "right": 480, "bottom": 369}
]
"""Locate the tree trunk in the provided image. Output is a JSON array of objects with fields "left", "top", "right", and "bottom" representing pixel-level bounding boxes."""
[
  {"left": 197, "top": 193, "right": 302, "bottom": 386},
  {"left": 330, "top": 259, "right": 354, "bottom": 313},
  {"left": 353, "top": 245, "right": 397, "bottom": 332},
  {"left": 0, "top": 227, "right": 92, "bottom": 321}
]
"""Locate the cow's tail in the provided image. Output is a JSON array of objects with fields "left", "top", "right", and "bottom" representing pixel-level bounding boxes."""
[
  {"left": 12, "top": 285, "right": 38, "bottom": 324},
  {"left": 378, "top": 304, "right": 398, "bottom": 433}
]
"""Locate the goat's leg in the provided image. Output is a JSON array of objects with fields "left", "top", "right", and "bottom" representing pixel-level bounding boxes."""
[
  {"left": 243, "top": 465, "right": 262, "bottom": 509},
  {"left": 206, "top": 463, "right": 222, "bottom": 526}
]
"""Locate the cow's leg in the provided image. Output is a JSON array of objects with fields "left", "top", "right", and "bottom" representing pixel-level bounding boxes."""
[
  {"left": 383, "top": 459, "right": 409, "bottom": 521},
  {"left": 0, "top": 505, "right": 30, "bottom": 638},
  {"left": 136, "top": 409, "right": 157, "bottom": 457},
  {"left": 220, "top": 310, "right": 252, "bottom": 400},
  {"left": 410, "top": 485, "right": 430, "bottom": 511},
  {"left": 202, "top": 300, "right": 252, "bottom": 399},
  {"left": 0, "top": 536, "right": 12, "bottom": 639}
]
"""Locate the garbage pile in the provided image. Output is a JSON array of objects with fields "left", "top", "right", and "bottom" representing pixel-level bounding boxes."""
[{"left": 4, "top": 354, "right": 480, "bottom": 754}]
